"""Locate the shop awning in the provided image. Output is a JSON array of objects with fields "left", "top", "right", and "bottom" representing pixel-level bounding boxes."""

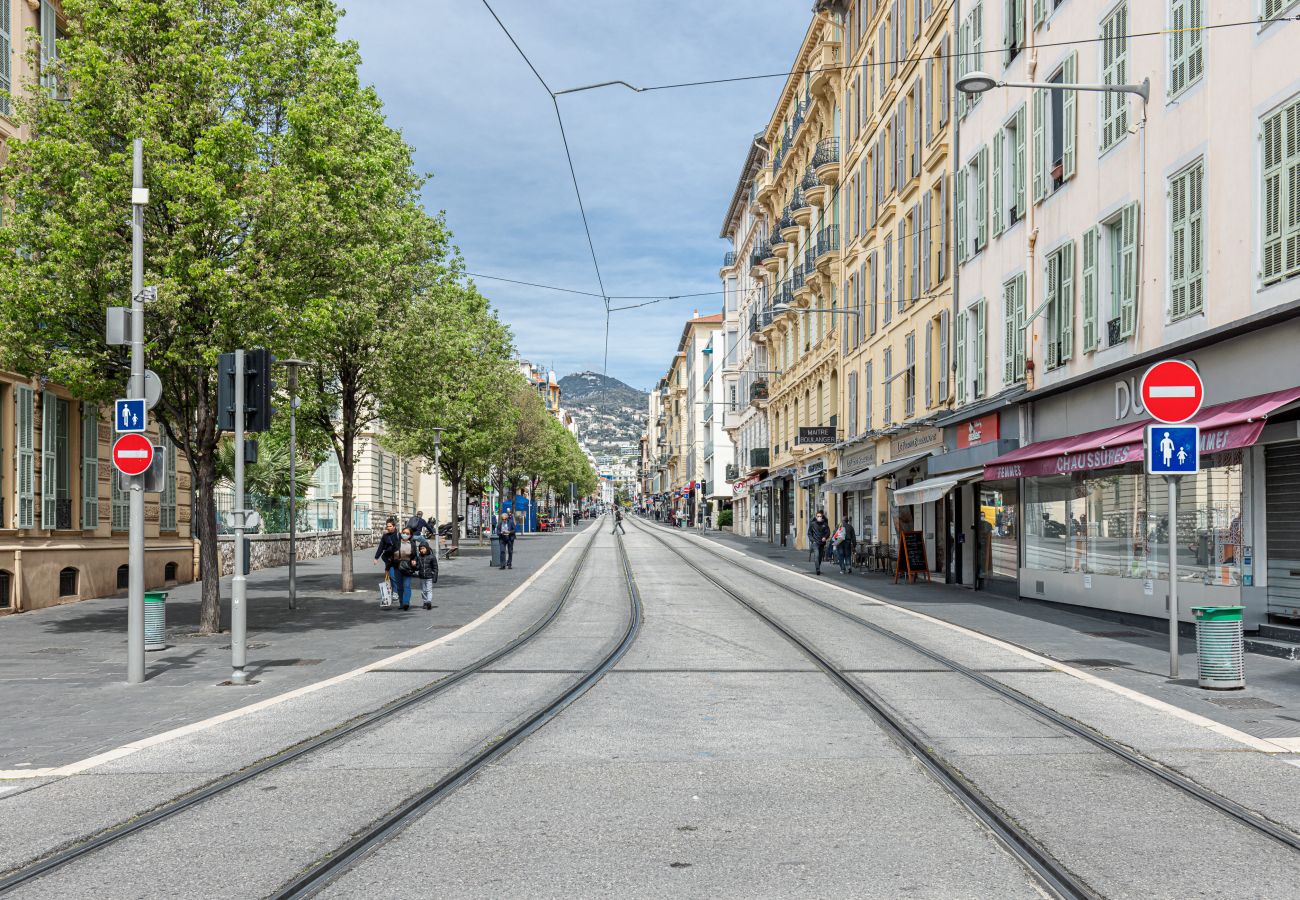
[
  {"left": 798, "top": 474, "right": 825, "bottom": 488},
  {"left": 892, "top": 469, "right": 983, "bottom": 506},
  {"left": 826, "top": 451, "right": 932, "bottom": 492},
  {"left": 983, "top": 385, "right": 1300, "bottom": 480}
]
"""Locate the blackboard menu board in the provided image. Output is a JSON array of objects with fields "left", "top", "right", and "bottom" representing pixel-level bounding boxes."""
[{"left": 895, "top": 530, "right": 931, "bottom": 583}]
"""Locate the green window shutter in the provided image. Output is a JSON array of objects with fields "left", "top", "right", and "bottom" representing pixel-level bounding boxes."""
[
  {"left": 1014, "top": 273, "right": 1027, "bottom": 379},
  {"left": 1014, "top": 0, "right": 1025, "bottom": 48},
  {"left": 40, "top": 0, "right": 57, "bottom": 95},
  {"left": 81, "top": 404, "right": 98, "bottom": 529},
  {"left": 1187, "top": 159, "right": 1204, "bottom": 314},
  {"left": 1032, "top": 88, "right": 1045, "bottom": 202},
  {"left": 1045, "top": 252, "right": 1060, "bottom": 367},
  {"left": 992, "top": 129, "right": 1004, "bottom": 236},
  {"left": 971, "top": 4, "right": 983, "bottom": 110},
  {"left": 955, "top": 309, "right": 967, "bottom": 404},
  {"left": 16, "top": 386, "right": 34, "bottom": 529},
  {"left": 975, "top": 300, "right": 987, "bottom": 398},
  {"left": 1062, "top": 52, "right": 1077, "bottom": 180},
  {"left": 41, "top": 391, "right": 56, "bottom": 529},
  {"left": 1119, "top": 201, "right": 1140, "bottom": 337},
  {"left": 956, "top": 20, "right": 968, "bottom": 119},
  {"left": 955, "top": 165, "right": 967, "bottom": 263},
  {"left": 1101, "top": 4, "right": 1129, "bottom": 152},
  {"left": 975, "top": 147, "right": 988, "bottom": 250},
  {"left": 1013, "top": 105, "right": 1027, "bottom": 218},
  {"left": 1033, "top": 0, "right": 1046, "bottom": 28},
  {"left": 1170, "top": 163, "right": 1189, "bottom": 321},
  {"left": 1059, "top": 241, "right": 1075, "bottom": 362},
  {"left": 1082, "top": 226, "right": 1100, "bottom": 351},
  {"left": 1169, "top": 0, "right": 1205, "bottom": 99},
  {"left": 1002, "top": 279, "right": 1016, "bottom": 384},
  {"left": 1262, "top": 105, "right": 1286, "bottom": 284},
  {"left": 0, "top": 0, "right": 11, "bottom": 117}
]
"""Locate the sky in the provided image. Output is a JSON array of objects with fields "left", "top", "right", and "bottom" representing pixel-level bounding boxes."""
[{"left": 335, "top": 1, "right": 811, "bottom": 392}]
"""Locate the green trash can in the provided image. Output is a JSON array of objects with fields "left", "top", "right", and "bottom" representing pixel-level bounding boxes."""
[
  {"left": 1191, "top": 606, "right": 1244, "bottom": 690},
  {"left": 145, "top": 590, "right": 168, "bottom": 652}
]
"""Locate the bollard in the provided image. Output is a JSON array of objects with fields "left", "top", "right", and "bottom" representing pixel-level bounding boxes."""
[
  {"left": 490, "top": 532, "right": 502, "bottom": 568},
  {"left": 144, "top": 590, "right": 168, "bottom": 651},
  {"left": 1191, "top": 606, "right": 1245, "bottom": 690}
]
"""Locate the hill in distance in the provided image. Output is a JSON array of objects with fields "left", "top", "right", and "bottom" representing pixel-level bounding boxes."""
[{"left": 558, "top": 372, "right": 648, "bottom": 458}]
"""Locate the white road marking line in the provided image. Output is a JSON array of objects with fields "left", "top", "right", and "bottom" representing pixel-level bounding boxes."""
[
  {"left": 0, "top": 526, "right": 591, "bottom": 781},
  {"left": 672, "top": 528, "right": 1290, "bottom": 755}
]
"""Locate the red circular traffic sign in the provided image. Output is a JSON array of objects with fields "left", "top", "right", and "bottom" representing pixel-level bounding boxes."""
[
  {"left": 1141, "top": 360, "right": 1204, "bottom": 424},
  {"left": 112, "top": 433, "right": 155, "bottom": 476}
]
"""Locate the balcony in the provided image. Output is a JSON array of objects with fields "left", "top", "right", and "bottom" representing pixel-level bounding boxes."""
[
  {"left": 792, "top": 187, "right": 813, "bottom": 227},
  {"left": 761, "top": 238, "right": 783, "bottom": 273},
  {"left": 810, "top": 40, "right": 840, "bottom": 99},
  {"left": 774, "top": 283, "right": 794, "bottom": 312},
  {"left": 815, "top": 225, "right": 841, "bottom": 274},
  {"left": 804, "top": 247, "right": 817, "bottom": 272},
  {"left": 792, "top": 265, "right": 812, "bottom": 302},
  {"left": 770, "top": 223, "right": 792, "bottom": 251},
  {"left": 1107, "top": 317, "right": 1124, "bottom": 347},
  {"left": 1045, "top": 341, "right": 1064, "bottom": 370},
  {"left": 721, "top": 250, "right": 736, "bottom": 268},
  {"left": 749, "top": 248, "right": 767, "bottom": 273},
  {"left": 813, "top": 138, "right": 840, "bottom": 187},
  {"left": 725, "top": 463, "right": 739, "bottom": 482},
  {"left": 749, "top": 447, "right": 771, "bottom": 469},
  {"left": 791, "top": 265, "right": 805, "bottom": 293},
  {"left": 777, "top": 209, "right": 799, "bottom": 244}
]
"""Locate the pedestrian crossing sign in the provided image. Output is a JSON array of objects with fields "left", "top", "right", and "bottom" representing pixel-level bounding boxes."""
[{"left": 1146, "top": 425, "right": 1199, "bottom": 476}]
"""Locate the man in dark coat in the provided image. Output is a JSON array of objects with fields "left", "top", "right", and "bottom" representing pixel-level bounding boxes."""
[
  {"left": 496, "top": 510, "right": 517, "bottom": 569},
  {"left": 808, "top": 509, "right": 831, "bottom": 576}
]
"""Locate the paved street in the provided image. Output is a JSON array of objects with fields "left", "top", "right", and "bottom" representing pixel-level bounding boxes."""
[{"left": 4, "top": 516, "right": 1299, "bottom": 898}]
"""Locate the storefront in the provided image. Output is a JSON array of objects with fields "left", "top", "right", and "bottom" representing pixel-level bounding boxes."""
[
  {"left": 829, "top": 439, "right": 878, "bottom": 542},
  {"left": 799, "top": 460, "right": 828, "bottom": 540},
  {"left": 985, "top": 346, "right": 1300, "bottom": 626}
]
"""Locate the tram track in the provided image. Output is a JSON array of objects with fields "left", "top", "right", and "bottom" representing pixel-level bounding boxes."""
[
  {"left": 270, "top": 528, "right": 643, "bottom": 898},
  {"left": 631, "top": 518, "right": 1300, "bottom": 897},
  {"left": 0, "top": 524, "right": 609, "bottom": 895}
]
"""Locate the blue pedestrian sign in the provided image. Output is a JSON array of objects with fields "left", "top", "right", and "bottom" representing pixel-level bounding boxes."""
[
  {"left": 115, "top": 398, "right": 146, "bottom": 434},
  {"left": 1146, "top": 425, "right": 1199, "bottom": 476}
]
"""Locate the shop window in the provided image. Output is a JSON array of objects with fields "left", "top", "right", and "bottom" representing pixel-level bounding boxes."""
[
  {"left": 59, "top": 567, "right": 78, "bottom": 598},
  {"left": 117, "top": 564, "right": 129, "bottom": 590}
]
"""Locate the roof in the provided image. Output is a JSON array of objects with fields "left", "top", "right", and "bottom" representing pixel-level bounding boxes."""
[{"left": 719, "top": 132, "right": 768, "bottom": 239}]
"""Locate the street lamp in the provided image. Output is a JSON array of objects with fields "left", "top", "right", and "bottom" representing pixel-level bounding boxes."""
[
  {"left": 431, "top": 427, "right": 444, "bottom": 552},
  {"left": 278, "top": 359, "right": 310, "bottom": 611},
  {"left": 955, "top": 69, "right": 1149, "bottom": 104}
]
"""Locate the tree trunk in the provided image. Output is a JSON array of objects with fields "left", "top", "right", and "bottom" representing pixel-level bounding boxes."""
[
  {"left": 339, "top": 457, "right": 355, "bottom": 592},
  {"left": 449, "top": 472, "right": 461, "bottom": 549},
  {"left": 194, "top": 455, "right": 223, "bottom": 635}
]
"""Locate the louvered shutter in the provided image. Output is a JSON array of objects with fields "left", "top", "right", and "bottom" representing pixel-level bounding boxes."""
[
  {"left": 913, "top": 85, "right": 922, "bottom": 177},
  {"left": 1045, "top": 252, "right": 1060, "bottom": 366},
  {"left": 1101, "top": 5, "right": 1128, "bottom": 152},
  {"left": 956, "top": 21, "right": 967, "bottom": 119},
  {"left": 955, "top": 165, "right": 967, "bottom": 263},
  {"left": 925, "top": 61, "right": 933, "bottom": 144},
  {"left": 971, "top": 5, "right": 983, "bottom": 110},
  {"left": 16, "top": 386, "right": 34, "bottom": 529},
  {"left": 884, "top": 241, "right": 893, "bottom": 322},
  {"left": 955, "top": 311, "right": 967, "bottom": 404},
  {"left": 939, "top": 35, "right": 949, "bottom": 126},
  {"left": 1119, "top": 202, "right": 1140, "bottom": 337},
  {"left": 1062, "top": 52, "right": 1077, "bottom": 179},
  {"left": 1262, "top": 105, "right": 1286, "bottom": 284},
  {"left": 41, "top": 392, "right": 56, "bottom": 529},
  {"left": 897, "top": 217, "right": 907, "bottom": 310},
  {"left": 1059, "top": 241, "right": 1075, "bottom": 362},
  {"left": 1082, "top": 226, "right": 1100, "bottom": 351},
  {"left": 0, "top": 1, "right": 11, "bottom": 117},
  {"left": 1169, "top": 0, "right": 1204, "bottom": 98},
  {"left": 937, "top": 175, "right": 948, "bottom": 279},
  {"left": 81, "top": 404, "right": 98, "bottom": 528},
  {"left": 1003, "top": 279, "right": 1016, "bottom": 384},
  {"left": 1033, "top": 0, "right": 1046, "bottom": 28},
  {"left": 975, "top": 300, "right": 986, "bottom": 398},
  {"left": 992, "top": 129, "right": 1004, "bottom": 236},
  {"left": 1187, "top": 160, "right": 1204, "bottom": 314},
  {"left": 924, "top": 319, "right": 933, "bottom": 408},
  {"left": 1170, "top": 165, "right": 1189, "bottom": 320},
  {"left": 848, "top": 373, "right": 858, "bottom": 436},
  {"left": 910, "top": 207, "right": 920, "bottom": 300},
  {"left": 1032, "top": 88, "right": 1045, "bottom": 201},
  {"left": 975, "top": 146, "right": 988, "bottom": 251},
  {"left": 1013, "top": 105, "right": 1027, "bottom": 217},
  {"left": 920, "top": 190, "right": 932, "bottom": 292},
  {"left": 938, "top": 309, "right": 950, "bottom": 402},
  {"left": 865, "top": 361, "right": 873, "bottom": 432},
  {"left": 1013, "top": 274, "right": 1026, "bottom": 379},
  {"left": 40, "top": 0, "right": 56, "bottom": 93}
]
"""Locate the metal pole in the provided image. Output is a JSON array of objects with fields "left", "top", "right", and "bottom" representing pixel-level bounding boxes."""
[
  {"left": 287, "top": 364, "right": 298, "bottom": 611},
  {"left": 127, "top": 139, "right": 146, "bottom": 685},
  {"left": 231, "top": 349, "right": 248, "bottom": 684},
  {"left": 1166, "top": 474, "right": 1179, "bottom": 678},
  {"left": 433, "top": 432, "right": 441, "bottom": 553}
]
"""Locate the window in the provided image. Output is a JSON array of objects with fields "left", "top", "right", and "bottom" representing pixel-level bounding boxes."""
[
  {"left": 920, "top": 190, "right": 932, "bottom": 293},
  {"left": 117, "top": 564, "right": 130, "bottom": 590},
  {"left": 160, "top": 433, "right": 178, "bottom": 532},
  {"left": 955, "top": 301, "right": 986, "bottom": 402},
  {"left": 1262, "top": 95, "right": 1300, "bottom": 286},
  {"left": 1044, "top": 241, "right": 1076, "bottom": 369},
  {"left": 1100, "top": 3, "right": 1129, "bottom": 152},
  {"left": 884, "top": 238, "right": 894, "bottom": 324},
  {"left": 59, "top": 567, "right": 78, "bottom": 598},
  {"left": 923, "top": 318, "right": 933, "bottom": 408},
  {"left": 16, "top": 386, "right": 34, "bottom": 529},
  {"left": 1033, "top": 0, "right": 1069, "bottom": 29},
  {"left": 938, "top": 35, "right": 950, "bottom": 127},
  {"left": 957, "top": 4, "right": 984, "bottom": 118},
  {"left": 165, "top": 561, "right": 179, "bottom": 582},
  {"left": 937, "top": 175, "right": 948, "bottom": 280},
  {"left": 883, "top": 347, "right": 894, "bottom": 424},
  {"left": 1002, "top": 273, "right": 1027, "bottom": 383},
  {"left": 81, "top": 404, "right": 99, "bottom": 529},
  {"left": 0, "top": 0, "right": 11, "bottom": 116},
  {"left": 904, "top": 331, "right": 916, "bottom": 417},
  {"left": 1263, "top": 0, "right": 1300, "bottom": 20},
  {"left": 938, "top": 308, "right": 950, "bottom": 402},
  {"left": 864, "top": 361, "right": 874, "bottom": 432},
  {"left": 1004, "top": 0, "right": 1025, "bottom": 66},
  {"left": 909, "top": 205, "right": 920, "bottom": 300},
  {"left": 1168, "top": 0, "right": 1204, "bottom": 98},
  {"left": 1033, "top": 55, "right": 1077, "bottom": 201},
  {"left": 897, "top": 216, "right": 908, "bottom": 311},
  {"left": 993, "top": 107, "right": 1027, "bottom": 236},
  {"left": 958, "top": 147, "right": 988, "bottom": 261},
  {"left": 868, "top": 254, "right": 879, "bottom": 335},
  {"left": 0, "top": 570, "right": 10, "bottom": 609},
  {"left": 1099, "top": 202, "right": 1140, "bottom": 340},
  {"left": 111, "top": 459, "right": 129, "bottom": 531},
  {"left": 1169, "top": 158, "right": 1205, "bottom": 321},
  {"left": 847, "top": 371, "right": 858, "bottom": 436},
  {"left": 39, "top": 0, "right": 64, "bottom": 98},
  {"left": 41, "top": 392, "right": 56, "bottom": 529}
]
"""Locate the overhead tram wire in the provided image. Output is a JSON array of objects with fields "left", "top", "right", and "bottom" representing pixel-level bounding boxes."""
[{"left": 463, "top": 270, "right": 724, "bottom": 303}]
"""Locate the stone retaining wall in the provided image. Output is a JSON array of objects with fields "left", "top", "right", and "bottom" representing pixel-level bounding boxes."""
[{"left": 215, "top": 528, "right": 381, "bottom": 576}]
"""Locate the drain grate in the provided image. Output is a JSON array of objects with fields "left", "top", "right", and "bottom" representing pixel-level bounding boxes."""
[
  {"left": 1203, "top": 696, "right": 1283, "bottom": 710},
  {"left": 1064, "top": 658, "right": 1132, "bottom": 669},
  {"left": 1085, "top": 630, "right": 1151, "bottom": 639}
]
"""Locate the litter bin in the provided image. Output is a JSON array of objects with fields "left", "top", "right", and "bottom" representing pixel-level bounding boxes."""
[
  {"left": 490, "top": 532, "right": 502, "bottom": 568},
  {"left": 1191, "top": 606, "right": 1245, "bottom": 690},
  {"left": 145, "top": 590, "right": 168, "bottom": 651}
]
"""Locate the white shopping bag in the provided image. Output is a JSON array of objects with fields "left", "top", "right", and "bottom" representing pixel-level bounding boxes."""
[{"left": 379, "top": 577, "right": 395, "bottom": 608}]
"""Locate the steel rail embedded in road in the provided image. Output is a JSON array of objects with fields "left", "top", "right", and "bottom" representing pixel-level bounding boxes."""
[
  {"left": 629, "top": 518, "right": 1095, "bottom": 900},
  {"left": 0, "top": 525, "right": 606, "bottom": 895},
  {"left": 635, "top": 519, "right": 1300, "bottom": 855},
  {"left": 271, "top": 528, "right": 644, "bottom": 899}
]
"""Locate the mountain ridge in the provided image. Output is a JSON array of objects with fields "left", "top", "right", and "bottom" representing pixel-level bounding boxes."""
[{"left": 558, "top": 372, "right": 647, "bottom": 459}]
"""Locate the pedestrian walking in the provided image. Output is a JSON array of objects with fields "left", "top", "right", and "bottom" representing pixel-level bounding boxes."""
[
  {"left": 373, "top": 519, "right": 404, "bottom": 608},
  {"left": 611, "top": 506, "right": 626, "bottom": 535},
  {"left": 496, "top": 510, "right": 516, "bottom": 569},
  {"left": 391, "top": 527, "right": 417, "bottom": 609},
  {"left": 405, "top": 510, "right": 428, "bottom": 537},
  {"left": 808, "top": 509, "right": 831, "bottom": 576},
  {"left": 414, "top": 540, "right": 438, "bottom": 610},
  {"left": 836, "top": 515, "right": 857, "bottom": 574}
]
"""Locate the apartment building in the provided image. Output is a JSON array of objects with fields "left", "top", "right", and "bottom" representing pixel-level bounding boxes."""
[
  {"left": 822, "top": 0, "right": 957, "bottom": 575},
  {"left": 660, "top": 314, "right": 722, "bottom": 525},
  {"left": 951, "top": 0, "right": 1300, "bottom": 628},
  {"left": 749, "top": 11, "right": 846, "bottom": 550}
]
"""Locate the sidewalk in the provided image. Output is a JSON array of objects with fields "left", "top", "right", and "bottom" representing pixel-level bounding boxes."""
[
  {"left": 0, "top": 527, "right": 587, "bottom": 772},
  {"left": 671, "top": 521, "right": 1300, "bottom": 750}
]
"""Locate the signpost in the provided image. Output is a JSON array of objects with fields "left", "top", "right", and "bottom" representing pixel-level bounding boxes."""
[{"left": 1142, "top": 361, "right": 1203, "bottom": 678}]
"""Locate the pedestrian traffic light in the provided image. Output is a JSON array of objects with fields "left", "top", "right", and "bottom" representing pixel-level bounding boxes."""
[
  {"left": 217, "top": 349, "right": 276, "bottom": 433},
  {"left": 217, "top": 352, "right": 237, "bottom": 432}
]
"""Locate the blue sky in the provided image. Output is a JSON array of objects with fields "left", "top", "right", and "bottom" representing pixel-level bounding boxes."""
[{"left": 336, "top": 1, "right": 810, "bottom": 391}]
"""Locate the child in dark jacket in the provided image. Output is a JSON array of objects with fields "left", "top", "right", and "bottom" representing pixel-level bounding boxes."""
[{"left": 415, "top": 541, "right": 438, "bottom": 610}]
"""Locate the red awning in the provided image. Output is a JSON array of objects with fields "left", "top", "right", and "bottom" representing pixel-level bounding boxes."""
[{"left": 983, "top": 385, "right": 1300, "bottom": 480}]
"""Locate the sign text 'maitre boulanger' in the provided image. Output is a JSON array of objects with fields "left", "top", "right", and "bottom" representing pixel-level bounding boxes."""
[{"left": 797, "top": 426, "right": 836, "bottom": 445}]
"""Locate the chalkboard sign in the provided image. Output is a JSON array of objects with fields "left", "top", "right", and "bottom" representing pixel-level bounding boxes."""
[{"left": 895, "top": 529, "right": 931, "bottom": 584}]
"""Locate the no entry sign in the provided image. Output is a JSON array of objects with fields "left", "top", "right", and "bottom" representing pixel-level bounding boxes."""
[
  {"left": 112, "top": 433, "right": 155, "bottom": 476},
  {"left": 1140, "top": 360, "right": 1204, "bottom": 424}
]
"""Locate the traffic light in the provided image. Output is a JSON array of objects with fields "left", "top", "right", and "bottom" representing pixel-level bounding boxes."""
[{"left": 217, "top": 349, "right": 276, "bottom": 433}]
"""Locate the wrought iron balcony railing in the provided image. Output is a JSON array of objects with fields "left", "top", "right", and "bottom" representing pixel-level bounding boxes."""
[
  {"left": 805, "top": 247, "right": 817, "bottom": 271},
  {"left": 1107, "top": 317, "right": 1123, "bottom": 347},
  {"left": 791, "top": 265, "right": 805, "bottom": 292},
  {"left": 722, "top": 251, "right": 736, "bottom": 267},
  {"left": 791, "top": 187, "right": 808, "bottom": 212},
  {"left": 801, "top": 165, "right": 820, "bottom": 192},
  {"left": 817, "top": 225, "right": 840, "bottom": 257},
  {"left": 813, "top": 137, "right": 840, "bottom": 168}
]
